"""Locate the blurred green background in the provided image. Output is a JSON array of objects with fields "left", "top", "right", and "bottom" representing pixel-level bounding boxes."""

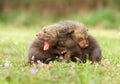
[{"left": 0, "top": 0, "right": 120, "bottom": 29}]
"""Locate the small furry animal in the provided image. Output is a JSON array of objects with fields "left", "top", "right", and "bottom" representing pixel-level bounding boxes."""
[
  {"left": 28, "top": 20, "right": 89, "bottom": 64},
  {"left": 36, "top": 20, "right": 89, "bottom": 49},
  {"left": 58, "top": 21, "right": 89, "bottom": 48},
  {"left": 79, "top": 35, "right": 102, "bottom": 63},
  {"left": 28, "top": 38, "right": 64, "bottom": 64},
  {"left": 53, "top": 34, "right": 102, "bottom": 63},
  {"left": 55, "top": 24, "right": 102, "bottom": 63}
]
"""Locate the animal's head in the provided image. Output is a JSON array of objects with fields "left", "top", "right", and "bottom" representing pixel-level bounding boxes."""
[
  {"left": 36, "top": 29, "right": 58, "bottom": 51},
  {"left": 72, "top": 27, "right": 89, "bottom": 48}
]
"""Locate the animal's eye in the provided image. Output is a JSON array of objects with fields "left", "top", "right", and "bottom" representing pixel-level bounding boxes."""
[
  {"left": 79, "top": 38, "right": 84, "bottom": 41},
  {"left": 44, "top": 30, "right": 47, "bottom": 33}
]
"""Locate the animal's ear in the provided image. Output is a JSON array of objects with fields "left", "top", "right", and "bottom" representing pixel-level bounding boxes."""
[
  {"left": 67, "top": 30, "right": 74, "bottom": 35},
  {"left": 58, "top": 28, "right": 74, "bottom": 36},
  {"left": 36, "top": 32, "right": 41, "bottom": 39}
]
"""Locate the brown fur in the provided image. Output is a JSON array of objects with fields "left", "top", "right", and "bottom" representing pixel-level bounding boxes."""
[
  {"left": 28, "top": 20, "right": 89, "bottom": 64},
  {"left": 53, "top": 34, "right": 102, "bottom": 63},
  {"left": 36, "top": 20, "right": 89, "bottom": 49},
  {"left": 28, "top": 38, "right": 63, "bottom": 64},
  {"left": 58, "top": 21, "right": 89, "bottom": 48},
  {"left": 54, "top": 21, "right": 102, "bottom": 63},
  {"left": 80, "top": 35, "right": 102, "bottom": 63}
]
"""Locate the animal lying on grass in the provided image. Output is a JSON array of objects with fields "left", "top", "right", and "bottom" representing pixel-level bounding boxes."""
[
  {"left": 28, "top": 20, "right": 102, "bottom": 64},
  {"left": 60, "top": 35, "right": 102, "bottom": 63},
  {"left": 53, "top": 29, "right": 102, "bottom": 63},
  {"left": 28, "top": 20, "right": 89, "bottom": 64}
]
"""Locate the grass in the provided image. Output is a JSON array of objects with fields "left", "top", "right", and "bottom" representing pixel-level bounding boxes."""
[{"left": 0, "top": 26, "right": 120, "bottom": 84}]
